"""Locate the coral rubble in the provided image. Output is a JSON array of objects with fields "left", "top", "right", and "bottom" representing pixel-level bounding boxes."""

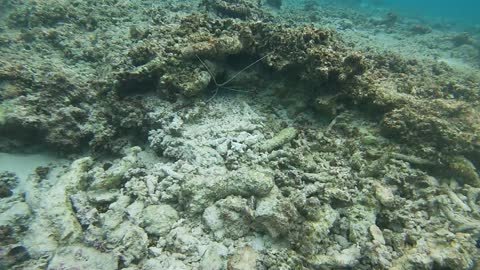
[{"left": 0, "top": 0, "right": 479, "bottom": 269}]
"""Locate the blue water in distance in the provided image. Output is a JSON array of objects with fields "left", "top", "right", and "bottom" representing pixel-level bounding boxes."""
[
  {"left": 380, "top": 0, "right": 480, "bottom": 26},
  {"left": 318, "top": 0, "right": 480, "bottom": 28}
]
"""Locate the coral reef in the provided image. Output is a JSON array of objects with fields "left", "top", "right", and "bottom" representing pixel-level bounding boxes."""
[
  {"left": 0, "top": 0, "right": 479, "bottom": 269},
  {"left": 0, "top": 171, "right": 17, "bottom": 198},
  {"left": 201, "top": 0, "right": 269, "bottom": 20}
]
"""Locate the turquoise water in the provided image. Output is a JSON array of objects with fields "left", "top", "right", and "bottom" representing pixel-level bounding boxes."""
[
  {"left": 381, "top": 0, "right": 480, "bottom": 25},
  {"left": 321, "top": 0, "right": 480, "bottom": 27}
]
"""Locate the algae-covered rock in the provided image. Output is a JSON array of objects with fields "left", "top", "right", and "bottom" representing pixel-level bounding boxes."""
[
  {"left": 227, "top": 245, "right": 258, "bottom": 270},
  {"left": 203, "top": 196, "right": 253, "bottom": 240},
  {"left": 0, "top": 202, "right": 31, "bottom": 229},
  {"left": 257, "top": 127, "right": 298, "bottom": 152},
  {"left": 0, "top": 245, "right": 31, "bottom": 270},
  {"left": 201, "top": 0, "right": 269, "bottom": 20},
  {"left": 374, "top": 183, "right": 396, "bottom": 207},
  {"left": 142, "top": 256, "right": 188, "bottom": 270},
  {"left": 228, "top": 167, "right": 274, "bottom": 197},
  {"left": 166, "top": 227, "right": 200, "bottom": 255},
  {"left": 199, "top": 242, "right": 228, "bottom": 270},
  {"left": 347, "top": 204, "right": 377, "bottom": 243},
  {"left": 88, "top": 147, "right": 141, "bottom": 190},
  {"left": 309, "top": 245, "right": 361, "bottom": 269},
  {"left": 390, "top": 230, "right": 477, "bottom": 270},
  {"left": 297, "top": 204, "right": 339, "bottom": 256},
  {"left": 160, "top": 69, "right": 212, "bottom": 97},
  {"left": 182, "top": 167, "right": 274, "bottom": 214},
  {"left": 105, "top": 221, "right": 148, "bottom": 266},
  {"left": 378, "top": 90, "right": 480, "bottom": 157},
  {"left": 47, "top": 245, "right": 118, "bottom": 270},
  {"left": 254, "top": 186, "right": 298, "bottom": 238},
  {"left": 180, "top": 70, "right": 212, "bottom": 97},
  {"left": 448, "top": 156, "right": 480, "bottom": 187},
  {"left": 0, "top": 102, "right": 7, "bottom": 125},
  {"left": 369, "top": 224, "right": 386, "bottom": 245},
  {"left": 141, "top": 204, "right": 179, "bottom": 237},
  {"left": 0, "top": 171, "right": 18, "bottom": 198},
  {"left": 315, "top": 94, "right": 340, "bottom": 116}
]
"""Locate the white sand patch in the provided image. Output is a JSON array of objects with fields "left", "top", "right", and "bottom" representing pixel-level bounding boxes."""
[{"left": 0, "top": 152, "right": 68, "bottom": 191}]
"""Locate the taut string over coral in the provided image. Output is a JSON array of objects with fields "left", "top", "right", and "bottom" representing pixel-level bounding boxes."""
[{"left": 196, "top": 53, "right": 269, "bottom": 102}]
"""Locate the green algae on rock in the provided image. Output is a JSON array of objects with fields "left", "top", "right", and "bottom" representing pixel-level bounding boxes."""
[
  {"left": 447, "top": 156, "right": 480, "bottom": 187},
  {"left": 257, "top": 127, "right": 297, "bottom": 152}
]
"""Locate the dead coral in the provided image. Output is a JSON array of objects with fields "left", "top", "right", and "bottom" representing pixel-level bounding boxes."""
[
  {"left": 450, "top": 32, "right": 475, "bottom": 47},
  {"left": 380, "top": 99, "right": 480, "bottom": 155},
  {"left": 409, "top": 24, "right": 432, "bottom": 35},
  {"left": 201, "top": 0, "right": 268, "bottom": 20},
  {"left": 120, "top": 14, "right": 366, "bottom": 99},
  {"left": 343, "top": 50, "right": 480, "bottom": 162}
]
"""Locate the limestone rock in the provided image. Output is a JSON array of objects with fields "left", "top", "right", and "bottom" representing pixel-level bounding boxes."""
[
  {"left": 374, "top": 183, "right": 395, "bottom": 207},
  {"left": 369, "top": 225, "right": 386, "bottom": 245},
  {"left": 257, "top": 127, "right": 298, "bottom": 152},
  {"left": 141, "top": 256, "right": 188, "bottom": 270},
  {"left": 47, "top": 245, "right": 118, "bottom": 270},
  {"left": 22, "top": 157, "right": 93, "bottom": 258},
  {"left": 199, "top": 242, "right": 228, "bottom": 270},
  {"left": 0, "top": 171, "right": 18, "bottom": 198},
  {"left": 166, "top": 227, "right": 200, "bottom": 255},
  {"left": 0, "top": 202, "right": 31, "bottom": 228},
  {"left": 254, "top": 187, "right": 298, "bottom": 238},
  {"left": 297, "top": 204, "right": 339, "bottom": 256},
  {"left": 347, "top": 205, "right": 377, "bottom": 243},
  {"left": 227, "top": 246, "right": 258, "bottom": 270},
  {"left": 203, "top": 196, "right": 253, "bottom": 240},
  {"left": 227, "top": 168, "right": 274, "bottom": 197},
  {"left": 141, "top": 204, "right": 179, "bottom": 237},
  {"left": 89, "top": 147, "right": 141, "bottom": 190},
  {"left": 448, "top": 156, "right": 480, "bottom": 187},
  {"left": 182, "top": 167, "right": 274, "bottom": 214},
  {"left": 106, "top": 221, "right": 148, "bottom": 266},
  {"left": 310, "top": 245, "right": 361, "bottom": 269}
]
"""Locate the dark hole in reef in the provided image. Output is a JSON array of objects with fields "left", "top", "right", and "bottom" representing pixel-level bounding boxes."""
[
  {"left": 200, "top": 53, "right": 272, "bottom": 97},
  {"left": 0, "top": 123, "right": 47, "bottom": 151},
  {"left": 103, "top": 162, "right": 113, "bottom": 170},
  {"left": 118, "top": 257, "right": 141, "bottom": 269},
  {"left": 80, "top": 130, "right": 95, "bottom": 144},
  {"left": 35, "top": 166, "right": 50, "bottom": 179},
  {"left": 330, "top": 197, "right": 352, "bottom": 208},
  {"left": 432, "top": 262, "right": 455, "bottom": 270},
  {"left": 7, "top": 245, "right": 30, "bottom": 263},
  {"left": 95, "top": 201, "right": 112, "bottom": 214},
  {"left": 376, "top": 213, "right": 403, "bottom": 233},
  {"left": 225, "top": 54, "right": 263, "bottom": 70},
  {"left": 0, "top": 225, "right": 16, "bottom": 246},
  {"left": 0, "top": 188, "right": 13, "bottom": 198},
  {"left": 117, "top": 74, "right": 159, "bottom": 97},
  {"left": 221, "top": 53, "right": 269, "bottom": 82}
]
